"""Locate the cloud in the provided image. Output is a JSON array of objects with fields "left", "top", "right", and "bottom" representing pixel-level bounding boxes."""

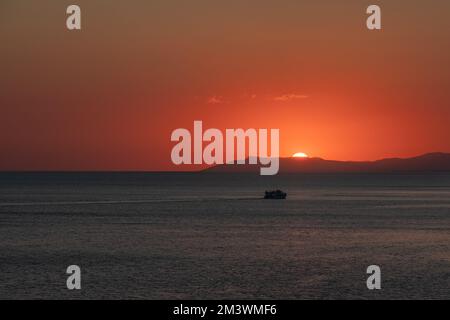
[
  {"left": 207, "top": 96, "right": 225, "bottom": 104},
  {"left": 274, "top": 94, "right": 309, "bottom": 102}
]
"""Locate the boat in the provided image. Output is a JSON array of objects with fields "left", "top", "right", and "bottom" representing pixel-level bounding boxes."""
[{"left": 264, "top": 190, "right": 287, "bottom": 199}]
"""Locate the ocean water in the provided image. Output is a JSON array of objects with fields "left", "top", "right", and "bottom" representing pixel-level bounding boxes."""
[{"left": 0, "top": 172, "right": 449, "bottom": 300}]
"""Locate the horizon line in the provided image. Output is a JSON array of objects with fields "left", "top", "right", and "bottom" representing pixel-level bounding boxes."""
[{"left": 1, "top": 152, "right": 449, "bottom": 173}]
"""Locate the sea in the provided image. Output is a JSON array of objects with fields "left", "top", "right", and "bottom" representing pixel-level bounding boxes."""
[{"left": 0, "top": 172, "right": 449, "bottom": 299}]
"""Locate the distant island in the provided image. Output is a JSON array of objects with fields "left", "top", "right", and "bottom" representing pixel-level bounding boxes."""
[{"left": 204, "top": 153, "right": 450, "bottom": 173}]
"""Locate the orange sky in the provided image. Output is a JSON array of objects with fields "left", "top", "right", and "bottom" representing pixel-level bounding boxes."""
[{"left": 1, "top": 0, "right": 450, "bottom": 171}]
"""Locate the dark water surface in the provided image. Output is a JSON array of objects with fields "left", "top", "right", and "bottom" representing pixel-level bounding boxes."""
[{"left": 0, "top": 172, "right": 449, "bottom": 299}]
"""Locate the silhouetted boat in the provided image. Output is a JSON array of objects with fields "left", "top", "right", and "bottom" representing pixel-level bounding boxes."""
[{"left": 264, "top": 190, "right": 287, "bottom": 199}]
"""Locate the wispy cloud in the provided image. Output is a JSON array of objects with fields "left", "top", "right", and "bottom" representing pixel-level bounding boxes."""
[
  {"left": 274, "top": 94, "right": 309, "bottom": 102},
  {"left": 207, "top": 96, "right": 225, "bottom": 104}
]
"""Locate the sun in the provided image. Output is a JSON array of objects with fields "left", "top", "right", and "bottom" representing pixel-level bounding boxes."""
[{"left": 292, "top": 152, "right": 309, "bottom": 158}]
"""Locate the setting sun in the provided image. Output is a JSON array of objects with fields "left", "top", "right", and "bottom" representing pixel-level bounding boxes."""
[{"left": 293, "top": 152, "right": 309, "bottom": 158}]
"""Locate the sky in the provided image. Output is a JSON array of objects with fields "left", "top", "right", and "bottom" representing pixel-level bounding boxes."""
[{"left": 1, "top": 0, "right": 450, "bottom": 171}]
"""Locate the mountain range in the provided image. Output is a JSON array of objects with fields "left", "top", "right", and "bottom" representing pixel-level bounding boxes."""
[{"left": 205, "top": 153, "right": 450, "bottom": 173}]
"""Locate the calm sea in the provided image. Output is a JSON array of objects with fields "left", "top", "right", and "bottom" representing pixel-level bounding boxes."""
[{"left": 0, "top": 172, "right": 449, "bottom": 299}]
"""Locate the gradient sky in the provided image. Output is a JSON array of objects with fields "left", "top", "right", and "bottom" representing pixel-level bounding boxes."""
[{"left": 1, "top": 0, "right": 450, "bottom": 171}]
